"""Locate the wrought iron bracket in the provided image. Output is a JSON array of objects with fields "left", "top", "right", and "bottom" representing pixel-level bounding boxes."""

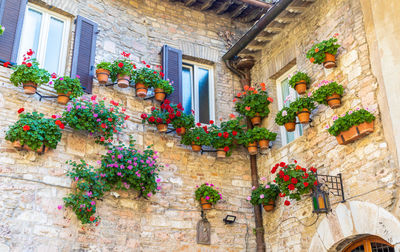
[
  {"left": 200, "top": 149, "right": 217, "bottom": 155},
  {"left": 105, "top": 82, "right": 118, "bottom": 87},
  {"left": 296, "top": 118, "right": 313, "bottom": 127},
  {"left": 35, "top": 92, "right": 58, "bottom": 102},
  {"left": 316, "top": 173, "right": 345, "bottom": 203}
]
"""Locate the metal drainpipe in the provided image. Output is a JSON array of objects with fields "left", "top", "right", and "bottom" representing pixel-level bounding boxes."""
[{"left": 225, "top": 59, "right": 266, "bottom": 252}]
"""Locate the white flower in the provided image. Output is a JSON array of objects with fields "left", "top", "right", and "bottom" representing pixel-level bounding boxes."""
[{"left": 282, "top": 110, "right": 288, "bottom": 116}]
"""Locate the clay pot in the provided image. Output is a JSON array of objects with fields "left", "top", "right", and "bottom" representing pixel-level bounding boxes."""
[
  {"left": 357, "top": 121, "right": 374, "bottom": 136},
  {"left": 57, "top": 92, "right": 72, "bottom": 105},
  {"left": 96, "top": 69, "right": 110, "bottom": 84},
  {"left": 200, "top": 197, "right": 212, "bottom": 210},
  {"left": 247, "top": 142, "right": 258, "bottom": 156},
  {"left": 216, "top": 148, "right": 226, "bottom": 158},
  {"left": 297, "top": 108, "right": 310, "bottom": 124},
  {"left": 23, "top": 144, "right": 49, "bottom": 154},
  {"left": 258, "top": 139, "right": 270, "bottom": 149},
  {"left": 12, "top": 141, "right": 23, "bottom": 150},
  {"left": 135, "top": 83, "right": 148, "bottom": 98},
  {"left": 154, "top": 88, "right": 166, "bottom": 102},
  {"left": 156, "top": 124, "right": 168, "bottom": 132},
  {"left": 117, "top": 74, "right": 130, "bottom": 88},
  {"left": 323, "top": 53, "right": 336, "bottom": 69},
  {"left": 176, "top": 127, "right": 186, "bottom": 136},
  {"left": 251, "top": 113, "right": 261, "bottom": 126},
  {"left": 294, "top": 80, "right": 307, "bottom": 95},
  {"left": 335, "top": 121, "right": 374, "bottom": 145},
  {"left": 191, "top": 142, "right": 202, "bottom": 152},
  {"left": 23, "top": 82, "right": 37, "bottom": 95},
  {"left": 284, "top": 122, "right": 296, "bottom": 132},
  {"left": 263, "top": 200, "right": 275, "bottom": 212},
  {"left": 326, "top": 93, "right": 341, "bottom": 109}
]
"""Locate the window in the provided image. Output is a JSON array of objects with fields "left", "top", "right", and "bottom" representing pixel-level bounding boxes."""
[
  {"left": 276, "top": 66, "right": 303, "bottom": 145},
  {"left": 344, "top": 236, "right": 394, "bottom": 252},
  {"left": 182, "top": 61, "right": 215, "bottom": 124},
  {"left": 17, "top": 4, "right": 70, "bottom": 75}
]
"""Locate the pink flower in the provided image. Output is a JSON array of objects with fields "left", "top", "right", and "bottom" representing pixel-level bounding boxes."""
[
  {"left": 147, "top": 193, "right": 152, "bottom": 197},
  {"left": 87, "top": 191, "right": 92, "bottom": 197},
  {"left": 91, "top": 201, "right": 96, "bottom": 206},
  {"left": 156, "top": 178, "right": 161, "bottom": 183},
  {"left": 260, "top": 194, "right": 264, "bottom": 199},
  {"left": 57, "top": 205, "right": 63, "bottom": 210},
  {"left": 265, "top": 184, "right": 270, "bottom": 189},
  {"left": 308, "top": 92, "right": 312, "bottom": 97},
  {"left": 260, "top": 177, "right": 266, "bottom": 181},
  {"left": 247, "top": 196, "right": 251, "bottom": 201},
  {"left": 157, "top": 186, "right": 161, "bottom": 190},
  {"left": 252, "top": 186, "right": 256, "bottom": 190},
  {"left": 205, "top": 196, "right": 210, "bottom": 200},
  {"left": 332, "top": 115, "right": 338, "bottom": 121}
]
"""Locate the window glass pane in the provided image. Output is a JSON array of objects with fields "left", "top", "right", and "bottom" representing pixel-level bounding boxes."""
[
  {"left": 182, "top": 66, "right": 193, "bottom": 115},
  {"left": 281, "top": 78, "right": 295, "bottom": 144},
  {"left": 18, "top": 8, "right": 42, "bottom": 63},
  {"left": 198, "top": 68, "right": 210, "bottom": 124},
  {"left": 44, "top": 17, "right": 64, "bottom": 74},
  {"left": 350, "top": 245, "right": 364, "bottom": 252}
]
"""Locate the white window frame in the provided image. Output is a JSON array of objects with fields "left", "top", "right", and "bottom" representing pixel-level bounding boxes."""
[
  {"left": 17, "top": 3, "right": 71, "bottom": 75},
  {"left": 182, "top": 60, "right": 215, "bottom": 124},
  {"left": 276, "top": 66, "right": 303, "bottom": 145}
]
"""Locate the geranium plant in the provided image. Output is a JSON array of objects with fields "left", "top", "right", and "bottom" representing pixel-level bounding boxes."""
[
  {"left": 110, "top": 58, "right": 135, "bottom": 82},
  {"left": 96, "top": 62, "right": 112, "bottom": 72},
  {"left": 249, "top": 183, "right": 280, "bottom": 206},
  {"left": 62, "top": 96, "right": 128, "bottom": 144},
  {"left": 5, "top": 109, "right": 62, "bottom": 151},
  {"left": 312, "top": 80, "right": 344, "bottom": 105},
  {"left": 181, "top": 124, "right": 212, "bottom": 147},
  {"left": 272, "top": 161, "right": 317, "bottom": 204},
  {"left": 0, "top": 25, "right": 4, "bottom": 36},
  {"left": 170, "top": 107, "right": 195, "bottom": 133},
  {"left": 195, "top": 183, "right": 222, "bottom": 204},
  {"left": 290, "top": 97, "right": 316, "bottom": 113},
  {"left": 275, "top": 107, "right": 296, "bottom": 126},
  {"left": 209, "top": 124, "right": 235, "bottom": 156},
  {"left": 243, "top": 127, "right": 277, "bottom": 145},
  {"left": 220, "top": 115, "right": 246, "bottom": 145},
  {"left": 132, "top": 63, "right": 163, "bottom": 88},
  {"left": 306, "top": 36, "right": 341, "bottom": 65},
  {"left": 234, "top": 83, "right": 273, "bottom": 118},
  {"left": 327, "top": 108, "right": 375, "bottom": 136},
  {"left": 141, "top": 99, "right": 178, "bottom": 126},
  {"left": 153, "top": 78, "right": 174, "bottom": 95},
  {"left": 289, "top": 72, "right": 311, "bottom": 89},
  {"left": 53, "top": 75, "right": 84, "bottom": 98}
]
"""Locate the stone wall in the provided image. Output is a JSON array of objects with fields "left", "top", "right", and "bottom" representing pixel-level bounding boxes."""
[
  {"left": 0, "top": 0, "right": 258, "bottom": 251},
  {"left": 250, "top": 0, "right": 400, "bottom": 251}
]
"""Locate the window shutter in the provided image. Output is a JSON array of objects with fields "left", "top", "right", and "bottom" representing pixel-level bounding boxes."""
[
  {"left": 71, "top": 16, "right": 98, "bottom": 94},
  {"left": 162, "top": 45, "right": 182, "bottom": 104},
  {"left": 0, "top": 0, "right": 27, "bottom": 63}
]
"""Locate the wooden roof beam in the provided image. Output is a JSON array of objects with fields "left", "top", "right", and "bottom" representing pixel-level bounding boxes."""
[
  {"left": 231, "top": 3, "right": 248, "bottom": 18},
  {"left": 200, "top": 0, "right": 217, "bottom": 10},
  {"left": 184, "top": 0, "right": 197, "bottom": 7},
  {"left": 216, "top": 0, "right": 234, "bottom": 14}
]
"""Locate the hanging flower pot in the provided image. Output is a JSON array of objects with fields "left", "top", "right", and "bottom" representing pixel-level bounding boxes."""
[
  {"left": 200, "top": 197, "right": 212, "bottom": 210},
  {"left": 326, "top": 93, "right": 341, "bottom": 108},
  {"left": 357, "top": 121, "right": 374, "bottom": 135},
  {"left": 176, "top": 127, "right": 186, "bottom": 136},
  {"left": 57, "top": 92, "right": 72, "bottom": 105},
  {"left": 312, "top": 81, "right": 344, "bottom": 109},
  {"left": 294, "top": 81, "right": 307, "bottom": 95},
  {"left": 154, "top": 88, "right": 166, "bottom": 102},
  {"left": 156, "top": 124, "right": 168, "bottom": 132},
  {"left": 250, "top": 113, "right": 261, "bottom": 126},
  {"left": 117, "top": 74, "right": 130, "bottom": 88},
  {"left": 258, "top": 139, "right": 270, "bottom": 149},
  {"left": 306, "top": 36, "right": 340, "bottom": 69},
  {"left": 23, "top": 82, "right": 38, "bottom": 95},
  {"left": 191, "top": 142, "right": 202, "bottom": 152},
  {"left": 12, "top": 141, "right": 23, "bottom": 150},
  {"left": 216, "top": 148, "right": 226, "bottom": 158},
  {"left": 289, "top": 72, "right": 311, "bottom": 95},
  {"left": 323, "top": 53, "right": 336, "bottom": 69},
  {"left": 297, "top": 108, "right": 310, "bottom": 124},
  {"left": 195, "top": 184, "right": 221, "bottom": 211},
  {"left": 96, "top": 68, "right": 110, "bottom": 84},
  {"left": 247, "top": 142, "right": 258, "bottom": 155},
  {"left": 54, "top": 76, "right": 84, "bottom": 105},
  {"left": 263, "top": 200, "right": 275, "bottom": 212},
  {"left": 284, "top": 122, "right": 296, "bottom": 132},
  {"left": 135, "top": 83, "right": 148, "bottom": 98},
  {"left": 249, "top": 183, "right": 279, "bottom": 213}
]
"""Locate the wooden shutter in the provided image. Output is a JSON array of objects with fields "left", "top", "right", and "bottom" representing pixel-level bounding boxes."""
[
  {"left": 71, "top": 16, "right": 98, "bottom": 93},
  {"left": 0, "top": 0, "right": 27, "bottom": 64},
  {"left": 162, "top": 45, "right": 182, "bottom": 104}
]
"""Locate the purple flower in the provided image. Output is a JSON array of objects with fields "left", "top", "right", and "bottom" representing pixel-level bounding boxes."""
[
  {"left": 127, "top": 160, "right": 132, "bottom": 164},
  {"left": 74, "top": 177, "right": 79, "bottom": 181},
  {"left": 59, "top": 77, "right": 64, "bottom": 81}
]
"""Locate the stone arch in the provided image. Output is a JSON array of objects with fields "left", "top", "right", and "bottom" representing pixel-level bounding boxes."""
[{"left": 308, "top": 201, "right": 400, "bottom": 252}]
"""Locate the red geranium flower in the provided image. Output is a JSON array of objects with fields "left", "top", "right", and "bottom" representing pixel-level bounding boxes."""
[
  {"left": 166, "top": 119, "right": 171, "bottom": 124},
  {"left": 223, "top": 132, "right": 229, "bottom": 139},
  {"left": 141, "top": 114, "right": 148, "bottom": 119},
  {"left": 108, "top": 118, "right": 112, "bottom": 122},
  {"left": 196, "top": 136, "right": 200, "bottom": 140},
  {"left": 283, "top": 175, "right": 290, "bottom": 182},
  {"left": 176, "top": 111, "right": 181, "bottom": 117},
  {"left": 303, "top": 182, "right": 309, "bottom": 187},
  {"left": 232, "top": 131, "right": 238, "bottom": 136},
  {"left": 27, "top": 49, "right": 34, "bottom": 56},
  {"left": 26, "top": 63, "right": 32, "bottom": 68},
  {"left": 55, "top": 120, "right": 61, "bottom": 125},
  {"left": 101, "top": 123, "right": 107, "bottom": 128},
  {"left": 288, "top": 184, "right": 295, "bottom": 190},
  {"left": 124, "top": 115, "right": 130, "bottom": 120},
  {"left": 17, "top": 108, "right": 24, "bottom": 114},
  {"left": 149, "top": 116, "right": 155, "bottom": 123},
  {"left": 3, "top": 62, "right": 10, "bottom": 68},
  {"left": 51, "top": 115, "right": 56, "bottom": 119},
  {"left": 267, "top": 97, "right": 273, "bottom": 103},
  {"left": 118, "top": 62, "right": 124, "bottom": 68},
  {"left": 59, "top": 123, "right": 65, "bottom": 129},
  {"left": 160, "top": 72, "right": 165, "bottom": 78},
  {"left": 218, "top": 132, "right": 222, "bottom": 137},
  {"left": 176, "top": 128, "right": 182, "bottom": 133},
  {"left": 23, "top": 125, "right": 30, "bottom": 131},
  {"left": 245, "top": 106, "right": 251, "bottom": 111},
  {"left": 279, "top": 162, "right": 286, "bottom": 167},
  {"left": 90, "top": 216, "right": 96, "bottom": 222},
  {"left": 291, "top": 178, "right": 298, "bottom": 184},
  {"left": 279, "top": 193, "right": 286, "bottom": 197},
  {"left": 156, "top": 118, "right": 163, "bottom": 124},
  {"left": 51, "top": 73, "right": 57, "bottom": 79},
  {"left": 209, "top": 120, "right": 214, "bottom": 124},
  {"left": 223, "top": 146, "right": 229, "bottom": 152},
  {"left": 100, "top": 137, "right": 105, "bottom": 142},
  {"left": 284, "top": 200, "right": 291, "bottom": 206},
  {"left": 196, "top": 123, "right": 201, "bottom": 127}
]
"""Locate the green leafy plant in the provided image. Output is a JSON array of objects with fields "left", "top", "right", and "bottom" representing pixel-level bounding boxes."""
[
  {"left": 290, "top": 97, "right": 316, "bottom": 113},
  {"left": 96, "top": 62, "right": 112, "bottom": 72},
  {"left": 153, "top": 78, "right": 174, "bottom": 95},
  {"left": 0, "top": 25, "right": 4, "bottom": 36},
  {"left": 272, "top": 161, "right": 317, "bottom": 204},
  {"left": 235, "top": 83, "right": 273, "bottom": 118},
  {"left": 275, "top": 107, "right": 296, "bottom": 126},
  {"left": 171, "top": 109, "right": 195, "bottom": 131},
  {"left": 306, "top": 35, "right": 341, "bottom": 64},
  {"left": 110, "top": 58, "right": 134, "bottom": 82},
  {"left": 132, "top": 62, "right": 163, "bottom": 88},
  {"left": 62, "top": 96, "right": 128, "bottom": 144},
  {"left": 209, "top": 124, "right": 235, "bottom": 156},
  {"left": 249, "top": 183, "right": 280, "bottom": 206},
  {"left": 5, "top": 109, "right": 62, "bottom": 151},
  {"left": 53, "top": 76, "right": 84, "bottom": 98},
  {"left": 288, "top": 72, "right": 311, "bottom": 89},
  {"left": 181, "top": 125, "right": 212, "bottom": 146},
  {"left": 312, "top": 81, "right": 344, "bottom": 105},
  {"left": 243, "top": 127, "right": 277, "bottom": 145},
  {"left": 195, "top": 183, "right": 222, "bottom": 204},
  {"left": 327, "top": 108, "right": 375, "bottom": 136},
  {"left": 220, "top": 116, "right": 246, "bottom": 145},
  {"left": 10, "top": 50, "right": 50, "bottom": 86}
]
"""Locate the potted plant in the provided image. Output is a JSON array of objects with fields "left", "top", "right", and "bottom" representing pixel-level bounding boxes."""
[
  {"left": 275, "top": 107, "right": 297, "bottom": 132},
  {"left": 327, "top": 108, "right": 375, "bottom": 145},
  {"left": 10, "top": 50, "right": 50, "bottom": 94},
  {"left": 290, "top": 97, "right": 316, "bottom": 124},
  {"left": 0, "top": 25, "right": 4, "bottom": 36},
  {"left": 62, "top": 96, "right": 128, "bottom": 144},
  {"left": 181, "top": 125, "right": 212, "bottom": 152},
  {"left": 5, "top": 109, "right": 62, "bottom": 154},
  {"left": 153, "top": 78, "right": 174, "bottom": 102},
  {"left": 249, "top": 183, "right": 280, "bottom": 212},
  {"left": 209, "top": 125, "right": 234, "bottom": 158},
  {"left": 195, "top": 183, "right": 222, "bottom": 210},
  {"left": 96, "top": 62, "right": 112, "bottom": 85},
  {"left": 272, "top": 161, "right": 317, "bottom": 205},
  {"left": 170, "top": 104, "right": 194, "bottom": 136},
  {"left": 306, "top": 35, "right": 341, "bottom": 68},
  {"left": 235, "top": 83, "right": 273, "bottom": 126},
  {"left": 220, "top": 115, "right": 246, "bottom": 146},
  {"left": 245, "top": 127, "right": 277, "bottom": 150},
  {"left": 289, "top": 72, "right": 311, "bottom": 95},
  {"left": 53, "top": 76, "right": 84, "bottom": 105},
  {"left": 110, "top": 58, "right": 134, "bottom": 88},
  {"left": 312, "top": 81, "right": 344, "bottom": 109},
  {"left": 132, "top": 63, "right": 163, "bottom": 98}
]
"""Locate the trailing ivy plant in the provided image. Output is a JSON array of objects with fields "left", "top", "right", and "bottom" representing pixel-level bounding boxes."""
[
  {"left": 243, "top": 127, "right": 277, "bottom": 146},
  {"left": 312, "top": 81, "right": 344, "bottom": 105},
  {"left": 249, "top": 183, "right": 280, "bottom": 206},
  {"left": 234, "top": 83, "right": 273, "bottom": 118},
  {"left": 290, "top": 97, "right": 316, "bottom": 113},
  {"left": 195, "top": 183, "right": 222, "bottom": 204},
  {"left": 327, "top": 108, "right": 375, "bottom": 136},
  {"left": 181, "top": 124, "right": 212, "bottom": 146},
  {"left": 288, "top": 72, "right": 311, "bottom": 89},
  {"left": 5, "top": 109, "right": 63, "bottom": 151},
  {"left": 275, "top": 107, "right": 296, "bottom": 126},
  {"left": 53, "top": 76, "right": 84, "bottom": 98},
  {"left": 306, "top": 35, "right": 341, "bottom": 64}
]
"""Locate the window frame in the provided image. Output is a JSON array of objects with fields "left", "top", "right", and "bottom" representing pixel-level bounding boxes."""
[
  {"left": 182, "top": 59, "right": 215, "bottom": 124},
  {"left": 276, "top": 66, "right": 303, "bottom": 145},
  {"left": 17, "top": 3, "right": 71, "bottom": 75}
]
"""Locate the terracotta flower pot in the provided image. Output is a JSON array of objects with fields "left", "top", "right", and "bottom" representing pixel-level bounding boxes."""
[
  {"left": 23, "top": 82, "right": 37, "bottom": 95},
  {"left": 323, "top": 53, "right": 336, "bottom": 69},
  {"left": 200, "top": 197, "right": 212, "bottom": 210},
  {"left": 156, "top": 124, "right": 168, "bottom": 132},
  {"left": 247, "top": 142, "right": 258, "bottom": 156},
  {"left": 176, "top": 127, "right": 186, "bottom": 136},
  {"left": 326, "top": 93, "right": 341, "bottom": 109},
  {"left": 258, "top": 139, "right": 270, "bottom": 149},
  {"left": 57, "top": 92, "right": 72, "bottom": 105},
  {"left": 96, "top": 69, "right": 110, "bottom": 84},
  {"left": 284, "top": 122, "right": 296, "bottom": 132},
  {"left": 294, "top": 80, "right": 307, "bottom": 95},
  {"left": 154, "top": 88, "right": 166, "bottom": 102},
  {"left": 357, "top": 121, "right": 374, "bottom": 136},
  {"left": 23, "top": 144, "right": 49, "bottom": 154},
  {"left": 297, "top": 108, "right": 310, "bottom": 124},
  {"left": 12, "top": 141, "right": 23, "bottom": 150},
  {"left": 217, "top": 148, "right": 226, "bottom": 158},
  {"left": 135, "top": 83, "right": 148, "bottom": 98},
  {"left": 335, "top": 121, "right": 374, "bottom": 145},
  {"left": 117, "top": 74, "right": 130, "bottom": 88},
  {"left": 191, "top": 142, "right": 202, "bottom": 152},
  {"left": 263, "top": 200, "right": 275, "bottom": 212},
  {"left": 251, "top": 113, "right": 261, "bottom": 126}
]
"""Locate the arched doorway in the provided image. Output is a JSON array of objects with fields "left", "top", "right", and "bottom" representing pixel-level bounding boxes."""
[{"left": 343, "top": 235, "right": 394, "bottom": 252}]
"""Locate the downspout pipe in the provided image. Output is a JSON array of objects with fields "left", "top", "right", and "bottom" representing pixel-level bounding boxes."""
[{"left": 222, "top": 0, "right": 294, "bottom": 61}]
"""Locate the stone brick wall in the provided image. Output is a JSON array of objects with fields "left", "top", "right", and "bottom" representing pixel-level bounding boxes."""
[
  {"left": 0, "top": 0, "right": 258, "bottom": 251},
  {"left": 250, "top": 0, "right": 400, "bottom": 250}
]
